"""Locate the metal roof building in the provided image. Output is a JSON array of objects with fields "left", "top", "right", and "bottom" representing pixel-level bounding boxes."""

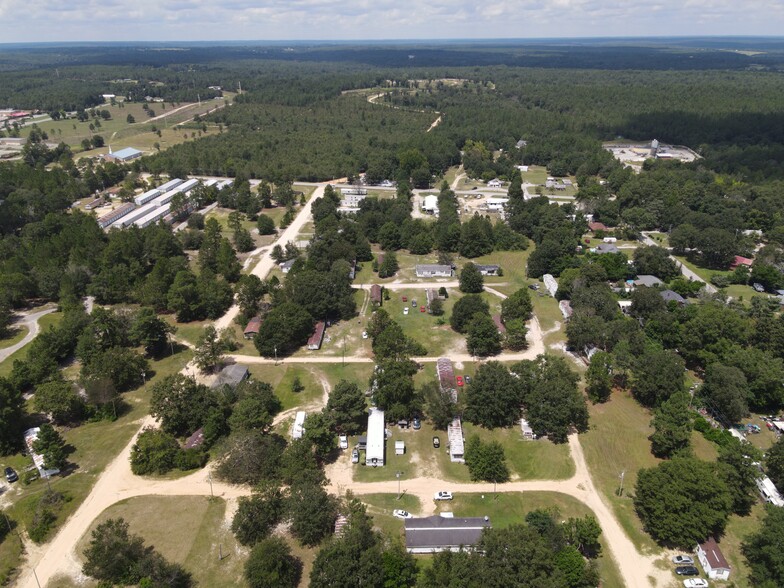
[
  {"left": 366, "top": 408, "right": 385, "bottom": 466},
  {"left": 134, "top": 188, "right": 162, "bottom": 206},
  {"left": 107, "top": 147, "right": 143, "bottom": 162},
  {"left": 405, "top": 515, "right": 491, "bottom": 553},
  {"left": 211, "top": 364, "right": 250, "bottom": 389}
]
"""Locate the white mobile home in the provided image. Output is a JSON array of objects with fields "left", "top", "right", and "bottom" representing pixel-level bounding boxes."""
[
  {"left": 448, "top": 418, "right": 465, "bottom": 463},
  {"left": 366, "top": 408, "right": 385, "bottom": 466},
  {"left": 292, "top": 411, "right": 306, "bottom": 440},
  {"left": 756, "top": 476, "right": 784, "bottom": 507},
  {"left": 485, "top": 198, "right": 509, "bottom": 211}
]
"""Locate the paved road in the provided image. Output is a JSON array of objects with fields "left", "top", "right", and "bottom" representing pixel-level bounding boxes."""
[
  {"left": 0, "top": 307, "right": 56, "bottom": 364},
  {"left": 640, "top": 232, "right": 716, "bottom": 293}
]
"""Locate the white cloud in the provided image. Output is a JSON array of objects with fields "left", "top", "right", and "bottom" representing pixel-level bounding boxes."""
[{"left": 0, "top": 0, "right": 783, "bottom": 41}]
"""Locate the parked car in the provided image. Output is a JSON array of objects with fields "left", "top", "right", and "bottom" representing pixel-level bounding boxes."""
[
  {"left": 362, "top": 331, "right": 368, "bottom": 339},
  {"left": 434, "top": 491, "right": 453, "bottom": 501},
  {"left": 528, "top": 283, "right": 539, "bottom": 290},
  {"left": 393, "top": 509, "right": 414, "bottom": 519},
  {"left": 464, "top": 375, "right": 471, "bottom": 384},
  {"left": 4, "top": 467, "right": 18, "bottom": 483},
  {"left": 433, "top": 436, "right": 441, "bottom": 448},
  {"left": 351, "top": 448, "right": 360, "bottom": 463},
  {"left": 402, "top": 296, "right": 407, "bottom": 302},
  {"left": 420, "top": 306, "right": 426, "bottom": 313},
  {"left": 753, "top": 282, "right": 766, "bottom": 292},
  {"left": 339, "top": 435, "right": 348, "bottom": 450},
  {"left": 413, "top": 417, "right": 421, "bottom": 430},
  {"left": 673, "top": 555, "right": 695, "bottom": 565},
  {"left": 403, "top": 307, "right": 409, "bottom": 315},
  {"left": 411, "top": 299, "right": 417, "bottom": 307},
  {"left": 675, "top": 566, "right": 699, "bottom": 576},
  {"left": 683, "top": 580, "right": 708, "bottom": 588},
  {"left": 456, "top": 376, "right": 464, "bottom": 386}
]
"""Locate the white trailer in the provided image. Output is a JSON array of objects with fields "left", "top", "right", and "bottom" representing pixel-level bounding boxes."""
[
  {"left": 292, "top": 411, "right": 306, "bottom": 440},
  {"left": 366, "top": 408, "right": 385, "bottom": 466}
]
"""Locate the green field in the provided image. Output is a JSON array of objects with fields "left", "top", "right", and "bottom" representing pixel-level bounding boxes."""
[
  {"left": 0, "top": 325, "right": 28, "bottom": 350},
  {"left": 20, "top": 96, "right": 234, "bottom": 157},
  {"left": 580, "top": 390, "right": 662, "bottom": 556},
  {"left": 66, "top": 496, "right": 245, "bottom": 588}
]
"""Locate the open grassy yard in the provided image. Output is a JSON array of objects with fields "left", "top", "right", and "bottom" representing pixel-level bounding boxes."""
[
  {"left": 580, "top": 390, "right": 662, "bottom": 556},
  {"left": 359, "top": 493, "right": 422, "bottom": 539},
  {"left": 673, "top": 255, "right": 759, "bottom": 303},
  {"left": 0, "top": 346, "right": 193, "bottom": 582},
  {"left": 521, "top": 165, "right": 549, "bottom": 185},
  {"left": 460, "top": 249, "right": 532, "bottom": 291},
  {"left": 718, "top": 503, "right": 764, "bottom": 588},
  {"left": 433, "top": 491, "right": 624, "bottom": 588},
  {"left": 70, "top": 496, "right": 246, "bottom": 588},
  {"left": 205, "top": 208, "right": 275, "bottom": 248},
  {"left": 0, "top": 325, "right": 28, "bottom": 349},
  {"left": 0, "top": 311, "right": 63, "bottom": 378}
]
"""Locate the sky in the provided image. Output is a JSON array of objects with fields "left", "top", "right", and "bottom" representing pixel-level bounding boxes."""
[{"left": 1, "top": 0, "right": 783, "bottom": 43}]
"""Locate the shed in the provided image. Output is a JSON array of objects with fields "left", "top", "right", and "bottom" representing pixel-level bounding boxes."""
[
  {"left": 280, "top": 259, "right": 296, "bottom": 274},
  {"left": 211, "top": 364, "right": 249, "bottom": 389},
  {"left": 370, "top": 284, "right": 383, "bottom": 306},
  {"left": 395, "top": 440, "right": 405, "bottom": 455},
  {"left": 696, "top": 537, "right": 731, "bottom": 581},
  {"left": 405, "top": 516, "right": 491, "bottom": 554},
  {"left": 292, "top": 411, "right": 306, "bottom": 440},
  {"left": 244, "top": 316, "right": 262, "bottom": 339},
  {"left": 366, "top": 408, "right": 385, "bottom": 466},
  {"left": 307, "top": 321, "right": 326, "bottom": 350}
]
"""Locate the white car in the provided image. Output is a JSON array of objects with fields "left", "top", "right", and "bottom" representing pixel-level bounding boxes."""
[
  {"left": 403, "top": 307, "right": 409, "bottom": 315},
  {"left": 683, "top": 579, "right": 708, "bottom": 588},
  {"left": 362, "top": 331, "right": 368, "bottom": 339},
  {"left": 393, "top": 509, "right": 413, "bottom": 519},
  {"left": 339, "top": 435, "right": 348, "bottom": 449},
  {"left": 433, "top": 491, "right": 453, "bottom": 501},
  {"left": 673, "top": 555, "right": 695, "bottom": 565}
]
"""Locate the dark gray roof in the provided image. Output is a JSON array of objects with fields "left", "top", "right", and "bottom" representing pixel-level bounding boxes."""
[
  {"left": 596, "top": 243, "right": 620, "bottom": 254},
  {"left": 405, "top": 516, "right": 491, "bottom": 549},
  {"left": 475, "top": 264, "right": 500, "bottom": 272},
  {"left": 634, "top": 275, "right": 663, "bottom": 287},
  {"left": 660, "top": 289, "right": 685, "bottom": 303},
  {"left": 212, "top": 364, "right": 249, "bottom": 388},
  {"left": 416, "top": 264, "right": 452, "bottom": 273}
]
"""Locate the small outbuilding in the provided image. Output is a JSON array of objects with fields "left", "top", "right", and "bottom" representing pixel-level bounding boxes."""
[
  {"left": 696, "top": 537, "right": 731, "bottom": 581},
  {"left": 395, "top": 440, "right": 405, "bottom": 455},
  {"left": 244, "top": 316, "right": 262, "bottom": 339}
]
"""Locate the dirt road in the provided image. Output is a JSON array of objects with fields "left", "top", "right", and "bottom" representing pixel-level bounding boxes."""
[
  {"left": 0, "top": 306, "right": 56, "bottom": 364},
  {"left": 213, "top": 184, "right": 325, "bottom": 331}
]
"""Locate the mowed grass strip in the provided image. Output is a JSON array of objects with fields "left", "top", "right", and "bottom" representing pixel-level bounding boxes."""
[{"left": 580, "top": 390, "right": 662, "bottom": 556}]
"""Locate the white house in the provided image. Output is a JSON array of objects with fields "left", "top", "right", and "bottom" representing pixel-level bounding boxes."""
[
  {"left": 366, "top": 408, "right": 385, "bottom": 466},
  {"left": 416, "top": 264, "right": 453, "bottom": 278},
  {"left": 696, "top": 537, "right": 731, "bottom": 581},
  {"left": 487, "top": 179, "right": 503, "bottom": 188},
  {"left": 485, "top": 197, "right": 509, "bottom": 211},
  {"left": 292, "top": 411, "right": 306, "bottom": 440},
  {"left": 421, "top": 195, "right": 439, "bottom": 215}
]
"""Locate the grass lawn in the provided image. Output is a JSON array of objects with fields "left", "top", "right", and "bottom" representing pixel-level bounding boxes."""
[
  {"left": 164, "top": 316, "right": 208, "bottom": 348},
  {"left": 647, "top": 232, "right": 670, "bottom": 247},
  {"left": 360, "top": 493, "right": 422, "bottom": 539},
  {"left": 0, "top": 346, "right": 193, "bottom": 580},
  {"left": 433, "top": 491, "right": 624, "bottom": 588},
  {"left": 717, "top": 503, "right": 763, "bottom": 588},
  {"left": 690, "top": 431, "right": 719, "bottom": 461},
  {"left": 521, "top": 165, "right": 549, "bottom": 185},
  {"left": 0, "top": 311, "right": 63, "bottom": 378},
  {"left": 460, "top": 249, "right": 532, "bottom": 291},
  {"left": 580, "top": 390, "right": 662, "bottom": 556},
  {"left": 382, "top": 287, "right": 466, "bottom": 357},
  {"left": 0, "top": 325, "right": 28, "bottom": 350},
  {"left": 70, "top": 496, "right": 246, "bottom": 588},
  {"left": 291, "top": 292, "right": 371, "bottom": 360},
  {"left": 673, "top": 255, "right": 759, "bottom": 303}
]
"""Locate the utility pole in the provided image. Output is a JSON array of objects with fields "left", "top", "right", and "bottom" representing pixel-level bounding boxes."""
[
  {"left": 141, "top": 370, "right": 147, "bottom": 394},
  {"left": 396, "top": 471, "right": 403, "bottom": 500},
  {"left": 208, "top": 473, "right": 214, "bottom": 498},
  {"left": 618, "top": 470, "right": 625, "bottom": 497},
  {"left": 33, "top": 568, "right": 42, "bottom": 588},
  {"left": 274, "top": 346, "right": 278, "bottom": 366}
]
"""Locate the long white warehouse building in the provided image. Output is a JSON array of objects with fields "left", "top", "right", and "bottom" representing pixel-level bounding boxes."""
[
  {"left": 134, "top": 202, "right": 172, "bottom": 228},
  {"left": 134, "top": 188, "right": 162, "bottom": 206}
]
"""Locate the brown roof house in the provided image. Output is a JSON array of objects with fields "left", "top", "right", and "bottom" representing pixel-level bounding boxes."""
[
  {"left": 244, "top": 316, "right": 262, "bottom": 340},
  {"left": 370, "top": 284, "right": 383, "bottom": 306},
  {"left": 696, "top": 537, "right": 731, "bottom": 581}
]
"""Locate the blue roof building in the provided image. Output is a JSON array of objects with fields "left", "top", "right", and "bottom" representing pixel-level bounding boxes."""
[{"left": 107, "top": 147, "right": 143, "bottom": 162}]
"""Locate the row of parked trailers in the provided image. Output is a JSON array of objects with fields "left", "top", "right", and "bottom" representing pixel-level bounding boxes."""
[{"left": 97, "top": 177, "right": 233, "bottom": 230}]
